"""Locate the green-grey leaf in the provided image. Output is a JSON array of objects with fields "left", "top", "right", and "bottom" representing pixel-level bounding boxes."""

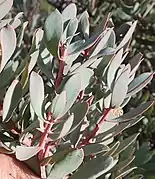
[
  {"left": 62, "top": 3, "right": 77, "bottom": 22},
  {"left": 73, "top": 68, "right": 94, "bottom": 90},
  {"left": 90, "top": 29, "right": 113, "bottom": 57},
  {"left": 44, "top": 9, "right": 62, "bottom": 58},
  {"left": 30, "top": 72, "right": 44, "bottom": 120},
  {"left": 0, "top": 25, "right": 16, "bottom": 72},
  {"left": 112, "top": 101, "right": 154, "bottom": 122},
  {"left": 111, "top": 156, "right": 135, "bottom": 172},
  {"left": 68, "top": 102, "right": 89, "bottom": 134},
  {"left": 3, "top": 80, "right": 22, "bottom": 122},
  {"left": 115, "top": 167, "right": 137, "bottom": 179},
  {"left": 113, "top": 133, "right": 139, "bottom": 156},
  {"left": 62, "top": 18, "right": 78, "bottom": 44},
  {"left": 107, "top": 48, "right": 124, "bottom": 89},
  {"left": 61, "top": 74, "right": 81, "bottom": 116},
  {"left": 41, "top": 148, "right": 73, "bottom": 166},
  {"left": 48, "top": 149, "right": 84, "bottom": 179},
  {"left": 15, "top": 146, "right": 41, "bottom": 161},
  {"left": 116, "top": 21, "right": 137, "bottom": 51},
  {"left": 82, "top": 143, "right": 109, "bottom": 156},
  {"left": 17, "top": 21, "right": 28, "bottom": 48},
  {"left": 96, "top": 122, "right": 130, "bottom": 142},
  {"left": 69, "top": 156, "right": 114, "bottom": 179},
  {"left": 127, "top": 72, "right": 154, "bottom": 97},
  {"left": 58, "top": 114, "right": 74, "bottom": 138},
  {"left": 0, "top": 0, "right": 13, "bottom": 20},
  {"left": 79, "top": 11, "right": 89, "bottom": 39},
  {"left": 111, "top": 66, "right": 130, "bottom": 107},
  {"left": 28, "top": 50, "right": 39, "bottom": 73},
  {"left": 51, "top": 91, "right": 67, "bottom": 119}
]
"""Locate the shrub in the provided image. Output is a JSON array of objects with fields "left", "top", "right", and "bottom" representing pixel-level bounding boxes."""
[{"left": 0, "top": 1, "right": 154, "bottom": 178}]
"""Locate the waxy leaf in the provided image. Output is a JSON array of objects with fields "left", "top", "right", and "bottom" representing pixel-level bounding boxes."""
[
  {"left": 49, "top": 149, "right": 84, "bottom": 179},
  {"left": 68, "top": 102, "right": 89, "bottom": 134},
  {"left": 70, "top": 156, "right": 114, "bottom": 179},
  {"left": 112, "top": 101, "right": 154, "bottom": 122},
  {"left": 104, "top": 142, "right": 120, "bottom": 156},
  {"left": 111, "top": 66, "right": 130, "bottom": 107},
  {"left": 3, "top": 80, "right": 22, "bottom": 122},
  {"left": 67, "top": 33, "right": 100, "bottom": 56},
  {"left": 0, "top": 25, "right": 16, "bottom": 72},
  {"left": 96, "top": 122, "right": 130, "bottom": 142},
  {"left": 129, "top": 53, "right": 143, "bottom": 71},
  {"left": 74, "top": 68, "right": 94, "bottom": 90},
  {"left": 107, "top": 48, "right": 124, "bottom": 88},
  {"left": 115, "top": 167, "right": 137, "bottom": 179},
  {"left": 127, "top": 72, "right": 154, "bottom": 97},
  {"left": 51, "top": 114, "right": 74, "bottom": 140},
  {"left": 30, "top": 72, "right": 44, "bottom": 120},
  {"left": 28, "top": 50, "right": 39, "bottom": 73},
  {"left": 116, "top": 21, "right": 137, "bottom": 51},
  {"left": 61, "top": 74, "right": 81, "bottom": 116},
  {"left": 113, "top": 133, "right": 139, "bottom": 156},
  {"left": 58, "top": 114, "right": 74, "bottom": 138},
  {"left": 71, "top": 47, "right": 115, "bottom": 75},
  {"left": 44, "top": 9, "right": 62, "bottom": 58},
  {"left": 90, "top": 29, "right": 113, "bottom": 57},
  {"left": 62, "top": 3, "right": 77, "bottom": 22},
  {"left": 111, "top": 156, "right": 135, "bottom": 172},
  {"left": 16, "top": 146, "right": 40, "bottom": 161},
  {"left": 0, "top": 0, "right": 13, "bottom": 20},
  {"left": 41, "top": 148, "right": 73, "bottom": 166},
  {"left": 17, "top": 21, "right": 28, "bottom": 48},
  {"left": 62, "top": 18, "right": 78, "bottom": 44},
  {"left": 51, "top": 91, "right": 67, "bottom": 119},
  {"left": 82, "top": 143, "right": 109, "bottom": 156},
  {"left": 79, "top": 11, "right": 89, "bottom": 39}
]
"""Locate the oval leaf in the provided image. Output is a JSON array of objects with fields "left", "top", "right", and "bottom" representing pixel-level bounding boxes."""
[
  {"left": 16, "top": 146, "right": 41, "bottom": 161},
  {"left": 49, "top": 149, "right": 84, "bottom": 179},
  {"left": 111, "top": 66, "right": 130, "bottom": 107},
  {"left": 90, "top": 29, "right": 113, "bottom": 57},
  {"left": 70, "top": 156, "right": 114, "bottom": 179},
  {"left": 3, "top": 80, "right": 22, "bottom": 122},
  {"left": 82, "top": 143, "right": 109, "bottom": 156},
  {"left": 62, "top": 3, "right": 77, "bottom": 22},
  {"left": 107, "top": 48, "right": 124, "bottom": 88},
  {"left": 116, "top": 21, "right": 137, "bottom": 51},
  {"left": 127, "top": 72, "right": 154, "bottom": 97},
  {"left": 59, "top": 114, "right": 74, "bottom": 138},
  {"left": 112, "top": 101, "right": 154, "bottom": 122},
  {"left": 74, "top": 68, "right": 94, "bottom": 90},
  {"left": 79, "top": 11, "right": 89, "bottom": 39},
  {"left": 44, "top": 9, "right": 62, "bottom": 58},
  {"left": 113, "top": 133, "right": 139, "bottom": 156},
  {"left": 0, "top": 25, "right": 16, "bottom": 72},
  {"left": 0, "top": 0, "right": 13, "bottom": 20},
  {"left": 51, "top": 91, "right": 67, "bottom": 119},
  {"left": 30, "top": 72, "right": 44, "bottom": 120},
  {"left": 61, "top": 74, "right": 82, "bottom": 116}
]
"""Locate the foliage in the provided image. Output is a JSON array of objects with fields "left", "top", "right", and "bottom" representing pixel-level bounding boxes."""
[{"left": 0, "top": 1, "right": 154, "bottom": 179}]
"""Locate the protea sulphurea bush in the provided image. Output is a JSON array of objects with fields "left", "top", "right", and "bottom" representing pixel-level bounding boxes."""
[{"left": 0, "top": 0, "right": 154, "bottom": 179}]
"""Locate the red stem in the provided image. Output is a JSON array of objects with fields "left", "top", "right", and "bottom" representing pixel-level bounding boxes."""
[
  {"left": 39, "top": 112, "right": 53, "bottom": 159},
  {"left": 43, "top": 142, "right": 54, "bottom": 159},
  {"left": 38, "top": 112, "right": 54, "bottom": 178},
  {"left": 55, "top": 60, "right": 65, "bottom": 88},
  {"left": 80, "top": 108, "right": 111, "bottom": 146}
]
